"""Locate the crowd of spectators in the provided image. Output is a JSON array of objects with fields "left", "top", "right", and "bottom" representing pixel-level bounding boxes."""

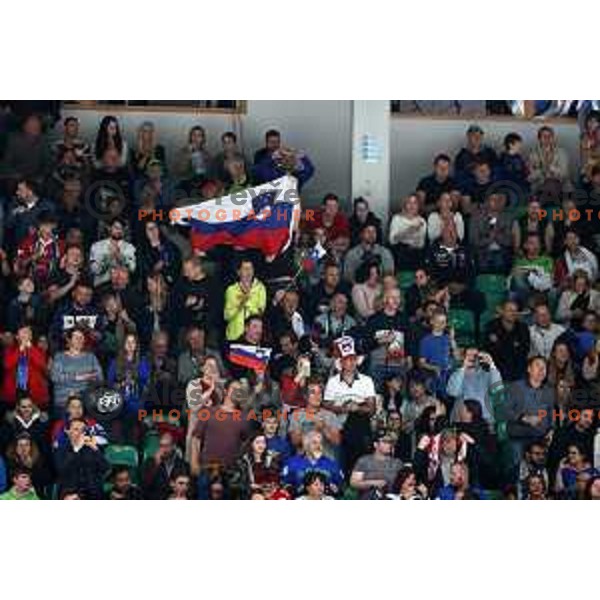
[{"left": 1, "top": 104, "right": 600, "bottom": 500}]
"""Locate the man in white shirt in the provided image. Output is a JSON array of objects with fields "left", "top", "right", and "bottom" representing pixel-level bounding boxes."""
[
  {"left": 529, "top": 303, "right": 566, "bottom": 359},
  {"left": 323, "top": 336, "right": 376, "bottom": 471},
  {"left": 562, "top": 230, "right": 598, "bottom": 282}
]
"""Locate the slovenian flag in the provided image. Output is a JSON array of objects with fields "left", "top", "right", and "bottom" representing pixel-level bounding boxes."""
[
  {"left": 302, "top": 240, "right": 327, "bottom": 273},
  {"left": 171, "top": 175, "right": 299, "bottom": 256},
  {"left": 228, "top": 344, "right": 272, "bottom": 373}
]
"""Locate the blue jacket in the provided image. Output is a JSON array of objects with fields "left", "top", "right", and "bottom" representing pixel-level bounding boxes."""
[
  {"left": 0, "top": 457, "right": 6, "bottom": 493},
  {"left": 252, "top": 154, "right": 315, "bottom": 190},
  {"left": 266, "top": 435, "right": 293, "bottom": 464},
  {"left": 437, "top": 484, "right": 484, "bottom": 500},
  {"left": 282, "top": 454, "right": 344, "bottom": 495},
  {"left": 107, "top": 358, "right": 151, "bottom": 414}
]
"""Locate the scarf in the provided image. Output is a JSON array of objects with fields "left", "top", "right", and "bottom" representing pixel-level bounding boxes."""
[
  {"left": 16, "top": 352, "right": 29, "bottom": 391},
  {"left": 426, "top": 433, "right": 468, "bottom": 482},
  {"left": 565, "top": 247, "right": 595, "bottom": 279}
]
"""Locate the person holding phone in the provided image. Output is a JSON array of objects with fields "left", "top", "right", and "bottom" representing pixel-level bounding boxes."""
[{"left": 447, "top": 347, "right": 502, "bottom": 423}]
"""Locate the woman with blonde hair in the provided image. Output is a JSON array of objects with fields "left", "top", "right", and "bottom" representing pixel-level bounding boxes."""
[
  {"left": 427, "top": 191, "right": 465, "bottom": 243},
  {"left": 129, "top": 121, "right": 166, "bottom": 178},
  {"left": 388, "top": 194, "right": 427, "bottom": 270}
]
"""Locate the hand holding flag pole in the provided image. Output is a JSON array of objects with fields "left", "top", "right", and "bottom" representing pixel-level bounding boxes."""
[{"left": 272, "top": 240, "right": 328, "bottom": 306}]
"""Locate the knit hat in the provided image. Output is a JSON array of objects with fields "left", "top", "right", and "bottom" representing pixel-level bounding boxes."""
[{"left": 333, "top": 335, "right": 364, "bottom": 369}]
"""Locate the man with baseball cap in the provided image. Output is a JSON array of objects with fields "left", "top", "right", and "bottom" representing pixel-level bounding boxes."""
[
  {"left": 350, "top": 429, "right": 403, "bottom": 499},
  {"left": 455, "top": 124, "right": 498, "bottom": 181}
]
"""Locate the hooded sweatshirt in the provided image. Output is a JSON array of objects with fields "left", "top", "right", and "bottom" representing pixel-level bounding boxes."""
[{"left": 0, "top": 486, "right": 39, "bottom": 500}]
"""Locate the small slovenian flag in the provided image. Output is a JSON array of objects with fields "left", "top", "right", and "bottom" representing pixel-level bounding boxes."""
[
  {"left": 302, "top": 241, "right": 327, "bottom": 273},
  {"left": 228, "top": 344, "right": 272, "bottom": 373}
]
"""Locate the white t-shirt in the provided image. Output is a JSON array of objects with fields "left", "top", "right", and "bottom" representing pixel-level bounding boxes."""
[
  {"left": 324, "top": 372, "right": 376, "bottom": 425},
  {"left": 296, "top": 495, "right": 335, "bottom": 500}
]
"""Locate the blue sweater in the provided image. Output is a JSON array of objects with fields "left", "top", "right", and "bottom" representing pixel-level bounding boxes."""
[
  {"left": 107, "top": 358, "right": 151, "bottom": 415},
  {"left": 282, "top": 454, "right": 344, "bottom": 495},
  {"left": 419, "top": 332, "right": 452, "bottom": 370}
]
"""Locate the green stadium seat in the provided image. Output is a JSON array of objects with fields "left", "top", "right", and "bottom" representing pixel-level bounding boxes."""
[
  {"left": 495, "top": 422, "right": 509, "bottom": 442},
  {"left": 476, "top": 274, "right": 507, "bottom": 294},
  {"left": 448, "top": 308, "right": 476, "bottom": 346},
  {"left": 397, "top": 270, "right": 415, "bottom": 290},
  {"left": 341, "top": 486, "right": 359, "bottom": 500},
  {"left": 482, "top": 489, "right": 504, "bottom": 500},
  {"left": 143, "top": 432, "right": 161, "bottom": 464},
  {"left": 104, "top": 445, "right": 139, "bottom": 470},
  {"left": 481, "top": 309, "right": 498, "bottom": 329}
]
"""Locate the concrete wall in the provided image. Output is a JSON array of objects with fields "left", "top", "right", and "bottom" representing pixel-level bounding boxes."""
[
  {"left": 390, "top": 116, "right": 581, "bottom": 212},
  {"left": 63, "top": 102, "right": 584, "bottom": 217},
  {"left": 351, "top": 100, "right": 391, "bottom": 226},
  {"left": 62, "top": 100, "right": 353, "bottom": 207}
]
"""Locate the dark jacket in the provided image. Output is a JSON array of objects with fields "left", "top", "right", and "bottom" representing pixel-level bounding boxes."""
[
  {"left": 5, "top": 197, "right": 55, "bottom": 246},
  {"left": 138, "top": 237, "right": 181, "bottom": 286},
  {"left": 484, "top": 318, "right": 530, "bottom": 382},
  {"left": 142, "top": 451, "right": 187, "bottom": 499},
  {"left": 548, "top": 422, "right": 595, "bottom": 478},
  {"left": 54, "top": 444, "right": 110, "bottom": 499},
  {"left": 455, "top": 145, "right": 498, "bottom": 180},
  {"left": 502, "top": 380, "right": 556, "bottom": 439},
  {"left": 349, "top": 212, "right": 383, "bottom": 246},
  {"left": 252, "top": 153, "right": 315, "bottom": 190},
  {"left": 426, "top": 241, "right": 475, "bottom": 287}
]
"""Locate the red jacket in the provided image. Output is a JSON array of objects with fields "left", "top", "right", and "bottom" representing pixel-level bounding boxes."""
[
  {"left": 2, "top": 344, "right": 49, "bottom": 409},
  {"left": 305, "top": 209, "right": 350, "bottom": 242},
  {"left": 15, "top": 232, "right": 65, "bottom": 286}
]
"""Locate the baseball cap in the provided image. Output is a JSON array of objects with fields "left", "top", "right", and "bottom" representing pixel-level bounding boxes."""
[
  {"left": 467, "top": 124, "right": 484, "bottom": 135},
  {"left": 374, "top": 429, "right": 395, "bottom": 443}
]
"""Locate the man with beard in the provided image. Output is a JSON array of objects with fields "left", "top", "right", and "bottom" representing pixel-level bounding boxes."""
[
  {"left": 89, "top": 217, "right": 136, "bottom": 288},
  {"left": 5, "top": 178, "right": 54, "bottom": 246}
]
